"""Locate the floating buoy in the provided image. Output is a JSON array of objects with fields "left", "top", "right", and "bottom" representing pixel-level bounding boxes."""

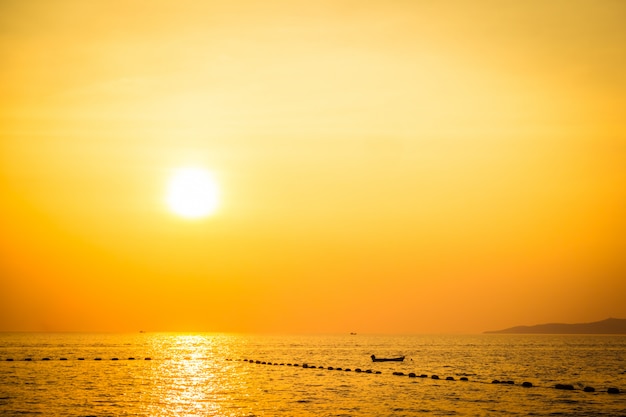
[
  {"left": 408, "top": 373, "right": 416, "bottom": 378},
  {"left": 60, "top": 358, "right": 67, "bottom": 361},
  {"left": 555, "top": 384, "right": 574, "bottom": 390},
  {"left": 144, "top": 357, "right": 151, "bottom": 360},
  {"left": 327, "top": 366, "right": 334, "bottom": 370},
  {"left": 446, "top": 376, "right": 455, "bottom": 381},
  {"left": 522, "top": 382, "right": 533, "bottom": 388},
  {"left": 460, "top": 377, "right": 469, "bottom": 381},
  {"left": 431, "top": 375, "right": 439, "bottom": 380},
  {"left": 42, "top": 358, "right": 50, "bottom": 361},
  {"left": 607, "top": 387, "right": 620, "bottom": 394},
  {"left": 583, "top": 386, "right": 595, "bottom": 392}
]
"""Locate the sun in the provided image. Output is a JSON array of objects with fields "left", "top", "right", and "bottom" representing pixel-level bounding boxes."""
[{"left": 166, "top": 167, "right": 219, "bottom": 218}]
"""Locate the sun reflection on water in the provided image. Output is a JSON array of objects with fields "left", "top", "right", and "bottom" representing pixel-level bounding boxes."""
[{"left": 141, "top": 334, "right": 244, "bottom": 417}]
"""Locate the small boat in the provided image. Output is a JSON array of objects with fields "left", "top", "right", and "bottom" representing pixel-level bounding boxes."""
[{"left": 371, "top": 354, "right": 405, "bottom": 362}]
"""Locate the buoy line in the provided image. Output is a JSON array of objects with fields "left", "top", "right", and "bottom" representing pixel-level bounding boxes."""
[
  {"left": 237, "top": 358, "right": 622, "bottom": 395},
  {"left": 1, "top": 356, "right": 621, "bottom": 395}
]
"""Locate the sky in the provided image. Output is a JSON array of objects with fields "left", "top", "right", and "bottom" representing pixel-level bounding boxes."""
[{"left": 1, "top": 0, "right": 625, "bottom": 334}]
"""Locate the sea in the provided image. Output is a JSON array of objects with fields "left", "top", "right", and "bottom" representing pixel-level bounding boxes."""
[{"left": 0, "top": 333, "right": 624, "bottom": 416}]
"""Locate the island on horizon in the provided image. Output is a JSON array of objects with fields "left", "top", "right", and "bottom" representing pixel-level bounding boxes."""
[{"left": 484, "top": 317, "right": 626, "bottom": 334}]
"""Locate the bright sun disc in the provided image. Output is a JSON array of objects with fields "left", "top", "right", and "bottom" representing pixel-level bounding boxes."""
[{"left": 166, "top": 167, "right": 219, "bottom": 218}]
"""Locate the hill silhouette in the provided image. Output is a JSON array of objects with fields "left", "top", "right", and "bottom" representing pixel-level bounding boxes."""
[{"left": 484, "top": 318, "right": 626, "bottom": 334}]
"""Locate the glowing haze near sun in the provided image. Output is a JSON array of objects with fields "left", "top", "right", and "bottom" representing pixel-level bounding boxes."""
[{"left": 166, "top": 167, "right": 219, "bottom": 218}]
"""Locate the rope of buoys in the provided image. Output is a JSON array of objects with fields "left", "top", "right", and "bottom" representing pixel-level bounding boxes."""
[
  {"left": 2, "top": 355, "right": 622, "bottom": 395},
  {"left": 238, "top": 358, "right": 622, "bottom": 394},
  {"left": 3, "top": 357, "right": 152, "bottom": 361}
]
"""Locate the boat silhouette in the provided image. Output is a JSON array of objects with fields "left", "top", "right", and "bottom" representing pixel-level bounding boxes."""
[{"left": 370, "top": 354, "right": 405, "bottom": 362}]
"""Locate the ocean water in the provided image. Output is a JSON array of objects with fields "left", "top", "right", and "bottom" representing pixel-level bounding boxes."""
[{"left": 0, "top": 333, "right": 624, "bottom": 416}]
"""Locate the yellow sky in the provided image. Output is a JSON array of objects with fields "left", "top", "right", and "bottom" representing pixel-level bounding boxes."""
[{"left": 1, "top": 0, "right": 625, "bottom": 333}]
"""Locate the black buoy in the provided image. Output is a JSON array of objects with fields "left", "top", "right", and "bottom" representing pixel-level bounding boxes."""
[
  {"left": 460, "top": 377, "right": 469, "bottom": 381},
  {"left": 583, "top": 386, "right": 595, "bottom": 392},
  {"left": 522, "top": 382, "right": 533, "bottom": 388},
  {"left": 555, "top": 384, "right": 574, "bottom": 390},
  {"left": 431, "top": 375, "right": 439, "bottom": 380},
  {"left": 446, "top": 376, "right": 455, "bottom": 381},
  {"left": 408, "top": 372, "right": 416, "bottom": 378},
  {"left": 607, "top": 387, "right": 620, "bottom": 394}
]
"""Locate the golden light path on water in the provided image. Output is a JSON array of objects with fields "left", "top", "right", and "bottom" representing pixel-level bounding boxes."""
[{"left": 142, "top": 334, "right": 242, "bottom": 416}]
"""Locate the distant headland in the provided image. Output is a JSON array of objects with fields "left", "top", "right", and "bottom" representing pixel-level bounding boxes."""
[{"left": 484, "top": 318, "right": 626, "bottom": 334}]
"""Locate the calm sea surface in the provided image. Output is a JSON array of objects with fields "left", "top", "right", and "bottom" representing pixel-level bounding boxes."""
[{"left": 0, "top": 333, "right": 624, "bottom": 416}]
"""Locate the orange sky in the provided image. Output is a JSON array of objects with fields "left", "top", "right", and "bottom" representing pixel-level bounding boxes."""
[{"left": 1, "top": 0, "right": 625, "bottom": 333}]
